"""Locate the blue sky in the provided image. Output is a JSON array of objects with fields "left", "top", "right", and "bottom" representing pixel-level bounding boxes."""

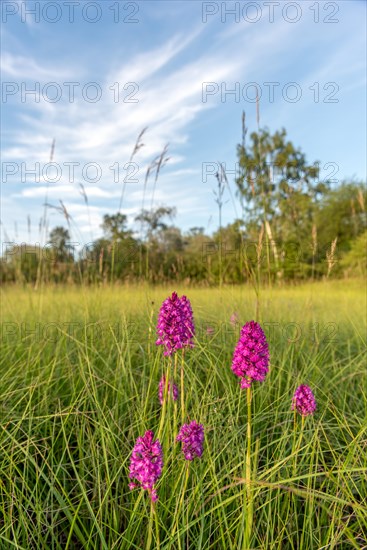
[{"left": 1, "top": 0, "right": 366, "bottom": 245}]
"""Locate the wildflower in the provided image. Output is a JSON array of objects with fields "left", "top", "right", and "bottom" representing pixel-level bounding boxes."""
[
  {"left": 129, "top": 430, "right": 163, "bottom": 501},
  {"left": 231, "top": 321, "right": 270, "bottom": 389},
  {"left": 292, "top": 385, "right": 316, "bottom": 416},
  {"left": 158, "top": 375, "right": 178, "bottom": 405},
  {"left": 176, "top": 421, "right": 204, "bottom": 461},
  {"left": 156, "top": 292, "right": 195, "bottom": 356}
]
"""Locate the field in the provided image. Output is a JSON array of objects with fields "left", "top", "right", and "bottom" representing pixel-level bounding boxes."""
[{"left": 1, "top": 281, "right": 366, "bottom": 549}]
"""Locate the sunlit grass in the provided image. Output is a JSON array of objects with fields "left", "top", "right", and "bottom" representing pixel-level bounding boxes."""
[{"left": 1, "top": 281, "right": 366, "bottom": 548}]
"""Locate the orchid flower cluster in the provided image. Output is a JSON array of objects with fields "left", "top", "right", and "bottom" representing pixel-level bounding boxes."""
[
  {"left": 156, "top": 291, "right": 195, "bottom": 356},
  {"left": 292, "top": 384, "right": 317, "bottom": 416},
  {"left": 129, "top": 292, "right": 316, "bottom": 502},
  {"left": 231, "top": 320, "right": 270, "bottom": 389},
  {"left": 176, "top": 420, "right": 205, "bottom": 461},
  {"left": 128, "top": 430, "right": 163, "bottom": 502}
]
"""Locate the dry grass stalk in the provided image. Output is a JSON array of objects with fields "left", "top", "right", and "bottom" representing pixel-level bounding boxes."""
[
  {"left": 118, "top": 127, "right": 148, "bottom": 213},
  {"left": 265, "top": 220, "right": 279, "bottom": 267},
  {"left": 79, "top": 183, "right": 93, "bottom": 241},
  {"left": 312, "top": 224, "right": 317, "bottom": 255},
  {"left": 326, "top": 237, "right": 338, "bottom": 278},
  {"left": 150, "top": 143, "right": 170, "bottom": 210},
  {"left": 257, "top": 224, "right": 264, "bottom": 266},
  {"left": 99, "top": 247, "right": 104, "bottom": 277},
  {"left": 357, "top": 188, "right": 365, "bottom": 211},
  {"left": 35, "top": 139, "right": 56, "bottom": 290}
]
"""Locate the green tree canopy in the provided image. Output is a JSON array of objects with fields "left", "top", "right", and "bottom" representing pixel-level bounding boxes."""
[
  {"left": 236, "top": 126, "right": 329, "bottom": 243},
  {"left": 101, "top": 213, "right": 132, "bottom": 241}
]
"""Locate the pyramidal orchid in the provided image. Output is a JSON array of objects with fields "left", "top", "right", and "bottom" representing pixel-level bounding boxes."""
[
  {"left": 129, "top": 430, "right": 163, "bottom": 502},
  {"left": 176, "top": 421, "right": 204, "bottom": 461},
  {"left": 231, "top": 321, "right": 270, "bottom": 389},
  {"left": 292, "top": 385, "right": 316, "bottom": 416},
  {"left": 156, "top": 292, "right": 195, "bottom": 356}
]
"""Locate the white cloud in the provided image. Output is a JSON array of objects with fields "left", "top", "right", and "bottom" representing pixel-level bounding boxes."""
[
  {"left": 1, "top": 51, "right": 77, "bottom": 80},
  {"left": 19, "top": 185, "right": 114, "bottom": 199}
]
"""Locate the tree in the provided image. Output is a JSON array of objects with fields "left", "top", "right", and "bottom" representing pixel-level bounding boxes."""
[
  {"left": 1, "top": 244, "right": 40, "bottom": 283},
  {"left": 80, "top": 213, "right": 138, "bottom": 283},
  {"left": 101, "top": 213, "right": 131, "bottom": 241},
  {"left": 48, "top": 226, "right": 73, "bottom": 262},
  {"left": 135, "top": 206, "right": 177, "bottom": 279},
  {"left": 235, "top": 124, "right": 335, "bottom": 280},
  {"left": 188, "top": 227, "right": 205, "bottom": 237},
  {"left": 156, "top": 226, "right": 183, "bottom": 253},
  {"left": 135, "top": 206, "right": 176, "bottom": 241},
  {"left": 341, "top": 230, "right": 367, "bottom": 277},
  {"left": 236, "top": 126, "right": 328, "bottom": 243},
  {"left": 315, "top": 182, "right": 366, "bottom": 253}
]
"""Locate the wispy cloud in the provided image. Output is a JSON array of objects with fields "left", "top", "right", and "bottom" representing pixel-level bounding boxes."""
[
  {"left": 2, "top": 1, "right": 366, "bottom": 243},
  {"left": 1, "top": 51, "right": 77, "bottom": 79}
]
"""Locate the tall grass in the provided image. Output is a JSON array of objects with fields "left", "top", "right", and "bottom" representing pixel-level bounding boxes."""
[{"left": 0, "top": 282, "right": 366, "bottom": 549}]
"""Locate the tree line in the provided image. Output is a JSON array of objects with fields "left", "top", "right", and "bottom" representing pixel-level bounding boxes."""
[{"left": 1, "top": 126, "right": 366, "bottom": 285}]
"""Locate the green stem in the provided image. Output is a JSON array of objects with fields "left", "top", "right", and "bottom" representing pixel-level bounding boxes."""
[
  {"left": 153, "top": 501, "right": 160, "bottom": 549},
  {"left": 180, "top": 349, "right": 185, "bottom": 423},
  {"left": 292, "top": 412, "right": 305, "bottom": 545},
  {"left": 145, "top": 496, "right": 154, "bottom": 550},
  {"left": 244, "top": 386, "right": 253, "bottom": 548},
  {"left": 173, "top": 353, "right": 178, "bottom": 441},
  {"left": 172, "top": 462, "right": 190, "bottom": 548},
  {"left": 157, "top": 361, "right": 170, "bottom": 440},
  {"left": 147, "top": 303, "right": 154, "bottom": 358},
  {"left": 292, "top": 412, "right": 305, "bottom": 480},
  {"left": 111, "top": 239, "right": 115, "bottom": 285},
  {"left": 292, "top": 408, "right": 297, "bottom": 477}
]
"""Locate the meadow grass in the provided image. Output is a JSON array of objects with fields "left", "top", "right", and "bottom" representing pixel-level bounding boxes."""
[{"left": 0, "top": 281, "right": 366, "bottom": 549}]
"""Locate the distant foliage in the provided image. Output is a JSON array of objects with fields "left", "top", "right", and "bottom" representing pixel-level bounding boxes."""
[{"left": 1, "top": 124, "right": 366, "bottom": 285}]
